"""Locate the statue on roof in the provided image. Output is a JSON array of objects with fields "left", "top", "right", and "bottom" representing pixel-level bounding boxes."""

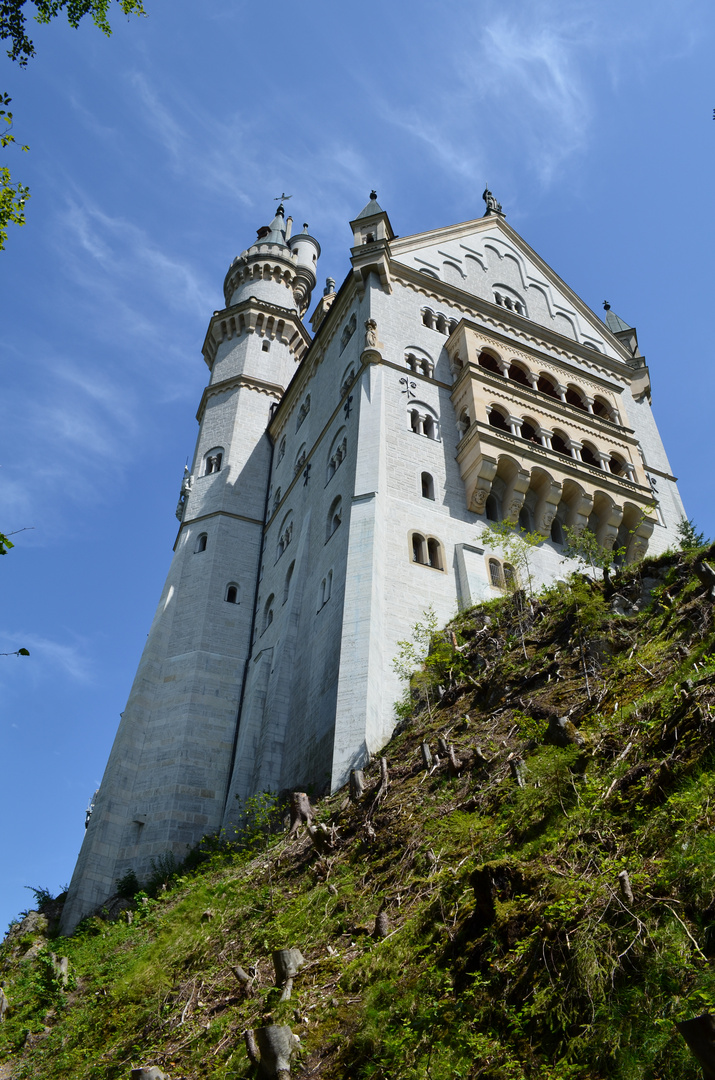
[{"left": 482, "top": 186, "right": 504, "bottom": 217}]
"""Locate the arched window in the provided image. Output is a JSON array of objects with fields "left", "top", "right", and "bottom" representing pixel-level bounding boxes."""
[
  {"left": 518, "top": 507, "right": 532, "bottom": 532},
  {"left": 581, "top": 442, "right": 599, "bottom": 469},
  {"left": 327, "top": 428, "right": 347, "bottom": 483},
  {"left": 436, "top": 313, "right": 447, "bottom": 334},
  {"left": 485, "top": 494, "right": 500, "bottom": 522},
  {"left": 566, "top": 385, "right": 587, "bottom": 411},
  {"left": 263, "top": 595, "right": 274, "bottom": 633},
  {"left": 421, "top": 308, "right": 434, "bottom": 328},
  {"left": 283, "top": 561, "right": 294, "bottom": 604},
  {"left": 225, "top": 583, "right": 239, "bottom": 604},
  {"left": 410, "top": 531, "right": 444, "bottom": 570},
  {"left": 421, "top": 472, "right": 435, "bottom": 500},
  {"left": 488, "top": 558, "right": 502, "bottom": 587},
  {"left": 340, "top": 363, "right": 355, "bottom": 396},
  {"left": 551, "top": 519, "right": 565, "bottom": 545},
  {"left": 319, "top": 570, "right": 333, "bottom": 609},
  {"left": 262, "top": 340, "right": 271, "bottom": 352},
  {"left": 408, "top": 404, "right": 440, "bottom": 440},
  {"left": 195, "top": 533, "right": 207, "bottom": 553},
  {"left": 487, "top": 407, "right": 510, "bottom": 433},
  {"left": 273, "top": 487, "right": 282, "bottom": 512},
  {"left": 326, "top": 497, "right": 342, "bottom": 542},
  {"left": 520, "top": 418, "right": 539, "bottom": 443},
  {"left": 339, "top": 313, "right": 357, "bottom": 353},
  {"left": 478, "top": 351, "right": 502, "bottom": 376},
  {"left": 551, "top": 430, "right": 569, "bottom": 455},
  {"left": 204, "top": 447, "right": 224, "bottom": 475},
  {"left": 276, "top": 514, "right": 293, "bottom": 560},
  {"left": 508, "top": 363, "right": 530, "bottom": 387},
  {"left": 609, "top": 455, "right": 626, "bottom": 476},
  {"left": 294, "top": 444, "right": 307, "bottom": 475},
  {"left": 427, "top": 538, "right": 443, "bottom": 570},
  {"left": 538, "top": 374, "right": 559, "bottom": 399},
  {"left": 296, "top": 395, "right": 311, "bottom": 431},
  {"left": 503, "top": 564, "right": 516, "bottom": 589},
  {"left": 593, "top": 396, "right": 615, "bottom": 422},
  {"left": 277, "top": 437, "right": 286, "bottom": 463},
  {"left": 405, "top": 352, "right": 433, "bottom": 378}
]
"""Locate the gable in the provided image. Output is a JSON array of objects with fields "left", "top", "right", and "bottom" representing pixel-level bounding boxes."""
[{"left": 390, "top": 216, "right": 616, "bottom": 356}]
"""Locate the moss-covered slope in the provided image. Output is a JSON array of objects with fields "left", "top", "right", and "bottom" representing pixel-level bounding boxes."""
[{"left": 3, "top": 548, "right": 715, "bottom": 1080}]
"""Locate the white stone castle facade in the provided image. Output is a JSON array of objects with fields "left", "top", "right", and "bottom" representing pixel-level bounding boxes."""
[{"left": 60, "top": 191, "right": 685, "bottom": 933}]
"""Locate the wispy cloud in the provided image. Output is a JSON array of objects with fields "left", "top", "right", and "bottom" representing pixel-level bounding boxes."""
[{"left": 0, "top": 631, "right": 92, "bottom": 683}]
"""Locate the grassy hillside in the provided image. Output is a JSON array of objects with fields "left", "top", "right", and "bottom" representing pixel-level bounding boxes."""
[{"left": 3, "top": 546, "right": 715, "bottom": 1079}]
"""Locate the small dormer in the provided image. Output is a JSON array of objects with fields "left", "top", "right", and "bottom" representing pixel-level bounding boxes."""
[{"left": 349, "top": 191, "right": 395, "bottom": 249}]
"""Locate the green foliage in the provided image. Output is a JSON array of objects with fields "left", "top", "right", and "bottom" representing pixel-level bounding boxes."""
[
  {"left": 1, "top": 0, "right": 146, "bottom": 65},
  {"left": 479, "top": 520, "right": 543, "bottom": 597},
  {"left": 24, "top": 886, "right": 55, "bottom": 910},
  {"left": 392, "top": 605, "right": 439, "bottom": 683},
  {"left": 5, "top": 548, "right": 715, "bottom": 1080},
  {"left": 114, "top": 869, "right": 140, "bottom": 899},
  {"left": 0, "top": 1, "right": 146, "bottom": 249},
  {"left": 563, "top": 524, "right": 620, "bottom": 578},
  {"left": 677, "top": 517, "right": 707, "bottom": 551}
]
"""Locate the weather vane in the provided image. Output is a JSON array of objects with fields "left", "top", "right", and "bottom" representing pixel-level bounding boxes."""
[{"left": 275, "top": 193, "right": 292, "bottom": 202}]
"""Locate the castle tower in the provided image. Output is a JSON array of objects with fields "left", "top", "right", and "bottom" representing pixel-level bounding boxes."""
[
  {"left": 60, "top": 203, "right": 319, "bottom": 934},
  {"left": 62, "top": 190, "right": 686, "bottom": 934}
]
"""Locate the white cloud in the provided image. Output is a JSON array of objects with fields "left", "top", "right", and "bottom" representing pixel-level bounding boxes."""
[{"left": 0, "top": 631, "right": 92, "bottom": 683}]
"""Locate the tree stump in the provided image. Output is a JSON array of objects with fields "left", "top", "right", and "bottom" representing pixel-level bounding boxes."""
[
  {"left": 253, "top": 1023, "right": 300, "bottom": 1079},
  {"left": 447, "top": 745, "right": 462, "bottom": 777},
  {"left": 544, "top": 715, "right": 585, "bottom": 749},
  {"left": 676, "top": 1012, "right": 715, "bottom": 1079},
  {"left": 130, "top": 1068, "right": 166, "bottom": 1080},
  {"left": 374, "top": 757, "right": 389, "bottom": 799},
  {"left": 374, "top": 905, "right": 389, "bottom": 939},
  {"left": 231, "top": 965, "right": 254, "bottom": 995},
  {"left": 618, "top": 869, "right": 634, "bottom": 905},
  {"left": 437, "top": 737, "right": 449, "bottom": 756},
  {"left": 273, "top": 948, "right": 305, "bottom": 1001},
  {"left": 288, "top": 793, "right": 313, "bottom": 837},
  {"left": 349, "top": 770, "right": 365, "bottom": 802},
  {"left": 509, "top": 756, "right": 526, "bottom": 787},
  {"left": 0, "top": 986, "right": 8, "bottom": 1021},
  {"left": 420, "top": 742, "right": 432, "bottom": 770},
  {"left": 307, "top": 822, "right": 338, "bottom": 854}
]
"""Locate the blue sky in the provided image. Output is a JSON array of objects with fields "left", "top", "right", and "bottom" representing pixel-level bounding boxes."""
[{"left": 1, "top": 0, "right": 713, "bottom": 931}]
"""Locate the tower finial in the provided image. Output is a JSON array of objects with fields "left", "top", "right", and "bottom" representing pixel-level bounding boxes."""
[
  {"left": 482, "top": 185, "right": 504, "bottom": 217},
  {"left": 603, "top": 301, "right": 611, "bottom": 310},
  {"left": 370, "top": 189, "right": 377, "bottom": 200}
]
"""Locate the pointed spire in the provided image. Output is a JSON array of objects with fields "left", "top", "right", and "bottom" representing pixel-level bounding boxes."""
[
  {"left": 260, "top": 201, "right": 288, "bottom": 247},
  {"left": 602, "top": 301, "right": 632, "bottom": 334},
  {"left": 356, "top": 190, "right": 384, "bottom": 220}
]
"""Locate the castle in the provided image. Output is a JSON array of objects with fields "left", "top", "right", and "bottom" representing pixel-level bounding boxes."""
[{"left": 60, "top": 191, "right": 685, "bottom": 933}]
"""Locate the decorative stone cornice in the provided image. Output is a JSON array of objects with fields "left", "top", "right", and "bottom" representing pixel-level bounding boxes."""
[
  {"left": 196, "top": 373, "right": 286, "bottom": 424},
  {"left": 389, "top": 260, "right": 636, "bottom": 378},
  {"left": 201, "top": 298, "right": 312, "bottom": 371},
  {"left": 173, "top": 508, "right": 264, "bottom": 551}
]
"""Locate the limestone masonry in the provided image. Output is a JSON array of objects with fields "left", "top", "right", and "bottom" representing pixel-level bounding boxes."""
[{"left": 60, "top": 191, "right": 685, "bottom": 933}]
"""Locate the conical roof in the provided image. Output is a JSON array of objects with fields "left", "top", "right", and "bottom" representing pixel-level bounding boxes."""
[
  {"left": 355, "top": 190, "right": 384, "bottom": 220},
  {"left": 261, "top": 203, "right": 288, "bottom": 247},
  {"left": 603, "top": 302, "right": 632, "bottom": 334}
]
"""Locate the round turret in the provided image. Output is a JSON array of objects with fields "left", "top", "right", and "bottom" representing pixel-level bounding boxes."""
[
  {"left": 288, "top": 223, "right": 320, "bottom": 314},
  {"left": 223, "top": 203, "right": 319, "bottom": 315}
]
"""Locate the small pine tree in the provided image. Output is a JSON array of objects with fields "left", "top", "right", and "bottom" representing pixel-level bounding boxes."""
[{"left": 676, "top": 517, "right": 706, "bottom": 551}]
